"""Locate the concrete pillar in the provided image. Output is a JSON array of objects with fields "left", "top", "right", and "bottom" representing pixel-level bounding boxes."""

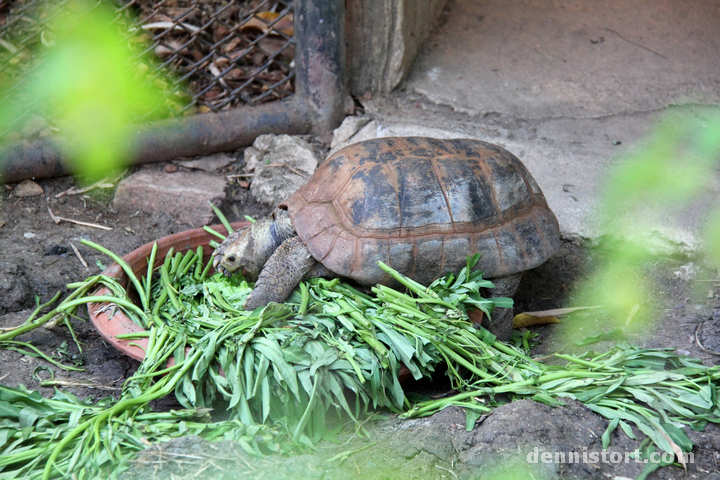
[{"left": 346, "top": 0, "right": 447, "bottom": 95}]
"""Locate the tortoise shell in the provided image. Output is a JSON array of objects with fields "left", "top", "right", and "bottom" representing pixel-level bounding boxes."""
[{"left": 279, "top": 137, "right": 560, "bottom": 286}]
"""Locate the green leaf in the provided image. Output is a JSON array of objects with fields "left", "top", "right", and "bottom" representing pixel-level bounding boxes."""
[
  {"left": 0, "top": 427, "right": 12, "bottom": 447},
  {"left": 531, "top": 393, "right": 566, "bottom": 406},
  {"left": 327, "top": 373, "right": 356, "bottom": 421},
  {"left": 0, "top": 401, "right": 21, "bottom": 420},
  {"left": 261, "top": 375, "right": 270, "bottom": 423},
  {"left": 661, "top": 421, "right": 693, "bottom": 452},
  {"left": 374, "top": 322, "right": 420, "bottom": 378},
  {"left": 465, "top": 407, "right": 484, "bottom": 431},
  {"left": 574, "top": 328, "right": 625, "bottom": 346},
  {"left": 604, "top": 376, "right": 625, "bottom": 396},
  {"left": 18, "top": 408, "right": 39, "bottom": 429},
  {"left": 622, "top": 372, "right": 686, "bottom": 386},
  {"left": 251, "top": 354, "right": 270, "bottom": 399},
  {"left": 602, "top": 417, "right": 619, "bottom": 449},
  {"left": 68, "top": 408, "right": 84, "bottom": 428},
  {"left": 252, "top": 338, "right": 300, "bottom": 400},
  {"left": 618, "top": 419, "right": 636, "bottom": 439},
  {"left": 309, "top": 349, "right": 339, "bottom": 376},
  {"left": 673, "top": 387, "right": 713, "bottom": 410}
]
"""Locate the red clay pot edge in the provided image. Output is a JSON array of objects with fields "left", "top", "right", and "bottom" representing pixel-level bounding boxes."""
[{"left": 88, "top": 222, "right": 250, "bottom": 361}]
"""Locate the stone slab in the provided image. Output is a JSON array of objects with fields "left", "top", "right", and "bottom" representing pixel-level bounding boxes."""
[{"left": 113, "top": 170, "right": 226, "bottom": 226}]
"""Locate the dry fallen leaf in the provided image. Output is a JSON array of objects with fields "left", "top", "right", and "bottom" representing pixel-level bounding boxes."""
[
  {"left": 175, "top": 153, "right": 235, "bottom": 172},
  {"left": 521, "top": 306, "right": 602, "bottom": 317},
  {"left": 659, "top": 430, "right": 687, "bottom": 473},
  {"left": 241, "top": 12, "right": 294, "bottom": 36},
  {"left": 513, "top": 313, "right": 561, "bottom": 328},
  {"left": 70, "top": 243, "right": 89, "bottom": 269},
  {"left": 468, "top": 309, "right": 484, "bottom": 326},
  {"left": 47, "top": 206, "right": 113, "bottom": 231},
  {"left": 12, "top": 179, "right": 43, "bottom": 197}
]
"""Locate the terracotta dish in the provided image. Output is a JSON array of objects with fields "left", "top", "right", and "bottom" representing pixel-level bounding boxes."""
[{"left": 88, "top": 222, "right": 249, "bottom": 361}]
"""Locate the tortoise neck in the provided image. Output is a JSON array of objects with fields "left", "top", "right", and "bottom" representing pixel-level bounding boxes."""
[{"left": 269, "top": 208, "right": 295, "bottom": 249}]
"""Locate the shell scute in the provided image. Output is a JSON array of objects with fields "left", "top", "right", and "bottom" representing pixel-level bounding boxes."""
[
  {"left": 413, "top": 237, "right": 445, "bottom": 285},
  {"left": 485, "top": 155, "right": 531, "bottom": 213},
  {"left": 395, "top": 157, "right": 451, "bottom": 229},
  {"left": 345, "top": 164, "right": 400, "bottom": 231},
  {"left": 437, "top": 158, "right": 497, "bottom": 224}
]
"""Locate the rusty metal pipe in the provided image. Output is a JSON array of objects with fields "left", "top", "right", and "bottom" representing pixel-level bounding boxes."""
[
  {"left": 0, "top": 97, "right": 309, "bottom": 184},
  {"left": 0, "top": 0, "right": 346, "bottom": 184}
]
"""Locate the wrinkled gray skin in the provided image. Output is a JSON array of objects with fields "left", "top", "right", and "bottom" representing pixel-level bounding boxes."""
[
  {"left": 212, "top": 209, "right": 333, "bottom": 308},
  {"left": 212, "top": 208, "right": 519, "bottom": 341}
]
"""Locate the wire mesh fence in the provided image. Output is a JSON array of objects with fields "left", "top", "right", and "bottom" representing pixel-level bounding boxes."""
[{"left": 0, "top": 0, "right": 295, "bottom": 138}]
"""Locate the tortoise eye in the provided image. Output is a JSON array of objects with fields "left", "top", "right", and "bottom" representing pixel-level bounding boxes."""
[{"left": 227, "top": 255, "right": 236, "bottom": 263}]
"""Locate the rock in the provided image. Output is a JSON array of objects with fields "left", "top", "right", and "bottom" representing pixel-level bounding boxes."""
[
  {"left": 457, "top": 399, "right": 645, "bottom": 480},
  {"left": 12, "top": 180, "right": 43, "bottom": 198},
  {"left": 44, "top": 244, "right": 68, "bottom": 256},
  {"left": 391, "top": 406, "right": 468, "bottom": 461},
  {"left": 175, "top": 153, "right": 236, "bottom": 172},
  {"left": 0, "top": 261, "right": 32, "bottom": 315},
  {"left": 329, "top": 119, "right": 393, "bottom": 155},
  {"left": 246, "top": 134, "right": 319, "bottom": 207},
  {"left": 113, "top": 170, "right": 226, "bottom": 226},
  {"left": 674, "top": 262, "right": 697, "bottom": 281},
  {"left": 20, "top": 114, "right": 48, "bottom": 137},
  {"left": 331, "top": 116, "right": 371, "bottom": 150},
  {"left": 242, "top": 146, "right": 263, "bottom": 173}
]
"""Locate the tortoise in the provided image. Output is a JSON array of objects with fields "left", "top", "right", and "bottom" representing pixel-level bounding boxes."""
[{"left": 213, "top": 136, "right": 560, "bottom": 341}]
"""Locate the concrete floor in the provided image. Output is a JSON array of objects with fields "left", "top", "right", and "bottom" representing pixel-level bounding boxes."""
[{"left": 355, "top": 0, "right": 720, "bottom": 250}]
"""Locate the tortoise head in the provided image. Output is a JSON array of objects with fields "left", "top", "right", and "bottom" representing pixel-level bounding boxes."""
[
  {"left": 213, "top": 225, "right": 267, "bottom": 280},
  {"left": 212, "top": 209, "right": 295, "bottom": 280}
]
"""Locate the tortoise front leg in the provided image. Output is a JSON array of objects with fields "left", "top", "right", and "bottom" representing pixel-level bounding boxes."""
[{"left": 244, "top": 236, "right": 317, "bottom": 310}]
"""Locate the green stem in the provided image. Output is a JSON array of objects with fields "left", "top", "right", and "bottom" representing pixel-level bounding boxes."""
[
  {"left": 203, "top": 225, "right": 227, "bottom": 240},
  {"left": 81, "top": 240, "right": 148, "bottom": 312},
  {"left": 144, "top": 242, "right": 158, "bottom": 312},
  {"left": 60, "top": 296, "right": 146, "bottom": 319},
  {"left": 208, "top": 202, "right": 234, "bottom": 235},
  {"left": 292, "top": 371, "right": 321, "bottom": 442}
]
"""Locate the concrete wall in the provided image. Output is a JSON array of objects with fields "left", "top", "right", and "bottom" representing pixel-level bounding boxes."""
[{"left": 346, "top": 0, "right": 447, "bottom": 96}]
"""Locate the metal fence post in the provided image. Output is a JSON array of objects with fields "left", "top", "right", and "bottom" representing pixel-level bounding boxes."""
[
  {"left": 0, "top": 0, "right": 346, "bottom": 184},
  {"left": 293, "top": 0, "right": 347, "bottom": 134}
]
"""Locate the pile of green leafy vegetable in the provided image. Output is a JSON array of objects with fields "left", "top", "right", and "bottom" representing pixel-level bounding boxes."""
[{"left": 1, "top": 223, "right": 720, "bottom": 479}]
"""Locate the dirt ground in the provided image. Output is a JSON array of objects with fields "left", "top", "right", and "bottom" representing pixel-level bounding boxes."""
[{"left": 2, "top": 156, "right": 720, "bottom": 479}]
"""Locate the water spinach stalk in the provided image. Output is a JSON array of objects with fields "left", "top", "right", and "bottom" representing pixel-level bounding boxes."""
[{"left": 1, "top": 226, "right": 719, "bottom": 478}]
